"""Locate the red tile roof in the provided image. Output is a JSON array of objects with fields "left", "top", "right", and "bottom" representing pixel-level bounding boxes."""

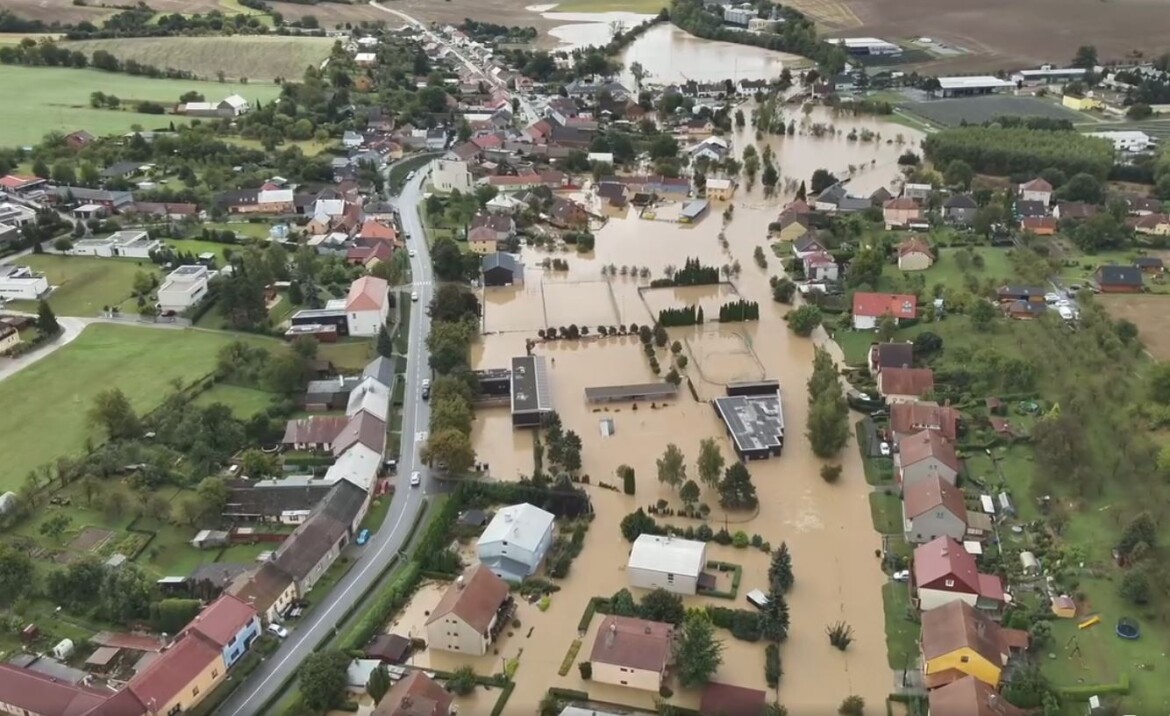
[
  {"left": 804, "top": 251, "right": 836, "bottom": 268},
  {"left": 0, "top": 664, "right": 140, "bottom": 716},
  {"left": 921, "top": 601, "right": 1006, "bottom": 664},
  {"left": 128, "top": 632, "right": 222, "bottom": 709},
  {"left": 187, "top": 594, "right": 258, "bottom": 647},
  {"left": 891, "top": 402, "right": 960, "bottom": 440},
  {"left": 590, "top": 615, "right": 674, "bottom": 673},
  {"left": 360, "top": 218, "right": 398, "bottom": 242},
  {"left": 487, "top": 173, "right": 541, "bottom": 186},
  {"left": 0, "top": 174, "right": 40, "bottom": 190},
  {"left": 282, "top": 415, "right": 349, "bottom": 446},
  {"left": 425, "top": 564, "right": 509, "bottom": 632},
  {"left": 1021, "top": 216, "right": 1057, "bottom": 232},
  {"left": 898, "top": 236, "right": 934, "bottom": 258},
  {"left": 880, "top": 366, "right": 935, "bottom": 397},
  {"left": 1019, "top": 177, "right": 1053, "bottom": 193},
  {"left": 899, "top": 428, "right": 959, "bottom": 473},
  {"left": 346, "top": 275, "right": 388, "bottom": 312},
  {"left": 853, "top": 292, "right": 918, "bottom": 319},
  {"left": 373, "top": 670, "right": 453, "bottom": 716},
  {"left": 885, "top": 196, "right": 920, "bottom": 210},
  {"left": 699, "top": 682, "right": 768, "bottom": 716},
  {"left": 929, "top": 675, "right": 1025, "bottom": 716},
  {"left": 903, "top": 474, "right": 967, "bottom": 521},
  {"left": 914, "top": 537, "right": 980, "bottom": 593}
]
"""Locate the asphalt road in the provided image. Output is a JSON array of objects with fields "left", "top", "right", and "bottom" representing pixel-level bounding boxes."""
[{"left": 221, "top": 165, "right": 437, "bottom": 716}]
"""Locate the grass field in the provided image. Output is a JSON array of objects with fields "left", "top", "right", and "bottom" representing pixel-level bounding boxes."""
[
  {"left": 193, "top": 384, "right": 276, "bottom": 418},
  {"left": 0, "top": 66, "right": 283, "bottom": 147},
  {"left": 881, "top": 582, "right": 920, "bottom": 670},
  {"left": 549, "top": 0, "right": 666, "bottom": 10},
  {"left": 61, "top": 36, "right": 332, "bottom": 82},
  {"left": 868, "top": 492, "right": 904, "bottom": 534},
  {"left": 0, "top": 324, "right": 277, "bottom": 488},
  {"left": 7, "top": 255, "right": 159, "bottom": 317},
  {"left": 879, "top": 245, "right": 1016, "bottom": 294},
  {"left": 901, "top": 96, "right": 1082, "bottom": 128},
  {"left": 320, "top": 339, "right": 375, "bottom": 372}
]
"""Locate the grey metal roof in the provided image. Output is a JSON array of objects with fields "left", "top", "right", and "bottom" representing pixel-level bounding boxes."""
[
  {"left": 362, "top": 356, "right": 395, "bottom": 388},
  {"left": 482, "top": 251, "right": 520, "bottom": 273},
  {"left": 511, "top": 355, "right": 552, "bottom": 415},
  {"left": 714, "top": 392, "right": 784, "bottom": 454}
]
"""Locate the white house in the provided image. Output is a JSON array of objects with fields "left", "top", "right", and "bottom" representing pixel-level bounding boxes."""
[
  {"left": 344, "top": 275, "right": 389, "bottom": 337},
  {"left": 1017, "top": 178, "right": 1054, "bottom": 205},
  {"left": 0, "top": 202, "right": 36, "bottom": 227},
  {"left": 69, "top": 229, "right": 160, "bottom": 259},
  {"left": 425, "top": 564, "right": 511, "bottom": 655},
  {"left": 157, "top": 264, "right": 213, "bottom": 312},
  {"left": 627, "top": 535, "right": 707, "bottom": 595},
  {"left": 432, "top": 159, "right": 473, "bottom": 194},
  {"left": 689, "top": 136, "right": 730, "bottom": 163},
  {"left": 345, "top": 377, "right": 391, "bottom": 423},
  {"left": 477, "top": 503, "right": 556, "bottom": 582},
  {"left": 0, "top": 265, "right": 49, "bottom": 301},
  {"left": 1087, "top": 130, "right": 1157, "bottom": 153}
]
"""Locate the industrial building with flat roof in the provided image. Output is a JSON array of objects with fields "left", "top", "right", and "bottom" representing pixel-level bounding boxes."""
[
  {"left": 713, "top": 380, "right": 784, "bottom": 460},
  {"left": 584, "top": 382, "right": 678, "bottom": 403},
  {"left": 936, "top": 76, "right": 1016, "bottom": 97},
  {"left": 827, "top": 36, "right": 902, "bottom": 56},
  {"left": 511, "top": 355, "right": 554, "bottom": 427}
]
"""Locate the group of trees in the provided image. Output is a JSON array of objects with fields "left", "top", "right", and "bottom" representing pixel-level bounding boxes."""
[
  {"left": 923, "top": 127, "right": 1114, "bottom": 180},
  {"left": 670, "top": 257, "right": 721, "bottom": 286},
  {"left": 806, "top": 348, "right": 849, "bottom": 457},
  {"left": 544, "top": 412, "right": 583, "bottom": 476},
  {"left": 717, "top": 299, "right": 759, "bottom": 322},
  {"left": 422, "top": 286, "right": 480, "bottom": 474},
  {"left": 658, "top": 304, "right": 702, "bottom": 327}
]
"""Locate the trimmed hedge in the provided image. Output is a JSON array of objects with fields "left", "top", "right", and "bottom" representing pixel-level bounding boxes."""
[
  {"left": 1054, "top": 673, "right": 1130, "bottom": 699},
  {"left": 339, "top": 562, "right": 420, "bottom": 651},
  {"left": 489, "top": 681, "right": 516, "bottom": 716}
]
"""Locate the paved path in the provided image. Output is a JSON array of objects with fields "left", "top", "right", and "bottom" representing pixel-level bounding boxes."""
[
  {"left": 219, "top": 164, "right": 438, "bottom": 716},
  {"left": 0, "top": 316, "right": 87, "bottom": 382}
]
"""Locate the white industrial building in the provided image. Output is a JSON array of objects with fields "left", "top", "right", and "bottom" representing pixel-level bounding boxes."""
[
  {"left": 627, "top": 534, "right": 707, "bottom": 595},
  {"left": 1086, "top": 130, "right": 1158, "bottom": 153},
  {"left": 0, "top": 202, "right": 37, "bottom": 227},
  {"left": 157, "top": 264, "right": 214, "bottom": 311},
  {"left": 69, "top": 230, "right": 161, "bottom": 259},
  {"left": 828, "top": 37, "right": 903, "bottom": 56},
  {"left": 936, "top": 76, "right": 1016, "bottom": 97},
  {"left": 0, "top": 265, "right": 50, "bottom": 301},
  {"left": 1011, "top": 66, "right": 1087, "bottom": 85},
  {"left": 477, "top": 502, "right": 556, "bottom": 582},
  {"left": 723, "top": 5, "right": 754, "bottom": 26},
  {"left": 432, "top": 158, "right": 472, "bottom": 194}
]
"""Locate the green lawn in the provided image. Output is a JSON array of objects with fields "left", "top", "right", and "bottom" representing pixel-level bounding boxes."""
[
  {"left": 0, "top": 66, "right": 283, "bottom": 147},
  {"left": 203, "top": 221, "right": 277, "bottom": 240},
  {"left": 320, "top": 339, "right": 374, "bottom": 372},
  {"left": 882, "top": 582, "right": 920, "bottom": 670},
  {"left": 193, "top": 384, "right": 275, "bottom": 418},
  {"left": 0, "top": 323, "right": 277, "bottom": 488},
  {"left": 7, "top": 255, "right": 159, "bottom": 316},
  {"left": 879, "top": 245, "right": 1016, "bottom": 294},
  {"left": 167, "top": 238, "right": 242, "bottom": 263},
  {"left": 869, "top": 492, "right": 904, "bottom": 534}
]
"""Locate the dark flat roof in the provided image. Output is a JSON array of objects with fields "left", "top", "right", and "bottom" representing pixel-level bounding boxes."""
[
  {"left": 714, "top": 392, "right": 784, "bottom": 454},
  {"left": 584, "top": 382, "right": 678, "bottom": 402},
  {"left": 511, "top": 355, "right": 552, "bottom": 414}
]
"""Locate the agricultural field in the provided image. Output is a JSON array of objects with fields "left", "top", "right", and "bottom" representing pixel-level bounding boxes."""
[
  {"left": 901, "top": 96, "right": 1083, "bottom": 128},
  {"left": 1100, "top": 294, "right": 1170, "bottom": 360},
  {"left": 2, "top": 0, "right": 114, "bottom": 24},
  {"left": 547, "top": 0, "right": 667, "bottom": 12},
  {"left": 838, "top": 0, "right": 1170, "bottom": 70},
  {"left": 61, "top": 36, "right": 333, "bottom": 82},
  {"left": 5, "top": 255, "right": 159, "bottom": 317},
  {"left": 0, "top": 323, "right": 278, "bottom": 488},
  {"left": 0, "top": 66, "right": 283, "bottom": 147}
]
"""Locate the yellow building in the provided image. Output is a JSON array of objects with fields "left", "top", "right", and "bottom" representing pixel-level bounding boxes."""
[
  {"left": 1062, "top": 94, "right": 1104, "bottom": 112},
  {"left": 920, "top": 601, "right": 1028, "bottom": 688},
  {"left": 128, "top": 632, "right": 227, "bottom": 714},
  {"left": 468, "top": 226, "right": 500, "bottom": 254},
  {"left": 705, "top": 178, "right": 736, "bottom": 201}
]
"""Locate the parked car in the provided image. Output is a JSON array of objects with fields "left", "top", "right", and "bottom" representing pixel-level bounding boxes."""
[
  {"left": 892, "top": 570, "right": 910, "bottom": 582},
  {"left": 356, "top": 528, "right": 371, "bottom": 545},
  {"left": 267, "top": 623, "right": 289, "bottom": 639},
  {"left": 411, "top": 291, "right": 419, "bottom": 302},
  {"left": 879, "top": 441, "right": 891, "bottom": 457},
  {"left": 410, "top": 471, "right": 422, "bottom": 488}
]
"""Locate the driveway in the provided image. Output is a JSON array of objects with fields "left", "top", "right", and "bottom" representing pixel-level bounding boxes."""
[{"left": 0, "top": 316, "right": 87, "bottom": 382}]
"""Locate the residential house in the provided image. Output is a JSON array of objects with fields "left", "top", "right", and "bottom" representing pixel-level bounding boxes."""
[
  {"left": 50, "top": 186, "right": 134, "bottom": 212},
  {"left": 943, "top": 194, "right": 978, "bottom": 225},
  {"left": 272, "top": 480, "right": 368, "bottom": 595},
  {"left": 186, "top": 594, "right": 262, "bottom": 668},
  {"left": 425, "top": 564, "right": 513, "bottom": 655},
  {"left": 903, "top": 183, "right": 934, "bottom": 201},
  {"left": 1020, "top": 216, "right": 1057, "bottom": 235},
  {"left": 485, "top": 173, "right": 543, "bottom": 192},
  {"left": 705, "top": 178, "right": 735, "bottom": 201},
  {"left": 482, "top": 252, "right": 523, "bottom": 286},
  {"left": 1014, "top": 200, "right": 1048, "bottom": 219},
  {"left": 100, "top": 160, "right": 143, "bottom": 181},
  {"left": 1004, "top": 300, "right": 1047, "bottom": 320},
  {"left": 897, "top": 237, "right": 934, "bottom": 271},
  {"left": 0, "top": 265, "right": 49, "bottom": 301},
  {"left": 871, "top": 186, "right": 894, "bottom": 206},
  {"left": 627, "top": 535, "right": 707, "bottom": 595},
  {"left": 347, "top": 377, "right": 391, "bottom": 423},
  {"left": 223, "top": 479, "right": 330, "bottom": 525},
  {"left": 227, "top": 563, "right": 298, "bottom": 624},
  {"left": 476, "top": 502, "right": 556, "bottom": 582},
  {"left": 346, "top": 276, "right": 390, "bottom": 336},
  {"left": 928, "top": 675, "right": 1026, "bottom": 716},
  {"left": 803, "top": 251, "right": 838, "bottom": 281},
  {"left": 1095, "top": 265, "right": 1143, "bottom": 293},
  {"left": 550, "top": 197, "right": 589, "bottom": 228},
  {"left": 897, "top": 429, "right": 960, "bottom": 488},
  {"left": 130, "top": 201, "right": 198, "bottom": 220},
  {"left": 690, "top": 136, "right": 730, "bottom": 163},
  {"left": 995, "top": 285, "right": 1046, "bottom": 304},
  {"left": 282, "top": 415, "right": 350, "bottom": 452},
  {"left": 64, "top": 130, "right": 95, "bottom": 150},
  {"left": 921, "top": 600, "right": 1028, "bottom": 688},
  {"left": 869, "top": 342, "right": 913, "bottom": 375},
  {"left": 1134, "top": 213, "right": 1170, "bottom": 235},
  {"left": 852, "top": 292, "right": 918, "bottom": 330},
  {"left": 699, "top": 683, "right": 768, "bottom": 716},
  {"left": 1054, "top": 201, "right": 1098, "bottom": 221},
  {"left": 332, "top": 411, "right": 387, "bottom": 459},
  {"left": 69, "top": 229, "right": 160, "bottom": 259},
  {"left": 903, "top": 475, "right": 968, "bottom": 544},
  {"left": 1135, "top": 256, "right": 1165, "bottom": 275},
  {"left": 432, "top": 159, "right": 472, "bottom": 194},
  {"left": 884, "top": 197, "right": 923, "bottom": 228},
  {"left": 596, "top": 181, "right": 629, "bottom": 209},
  {"left": 774, "top": 212, "right": 810, "bottom": 243},
  {"left": 0, "top": 663, "right": 147, "bottom": 716},
  {"left": 880, "top": 366, "right": 935, "bottom": 402},
  {"left": 814, "top": 183, "right": 847, "bottom": 212},
  {"left": 0, "top": 202, "right": 36, "bottom": 227},
  {"left": 791, "top": 231, "right": 827, "bottom": 259},
  {"left": 158, "top": 264, "right": 214, "bottom": 312},
  {"left": 471, "top": 213, "right": 514, "bottom": 243},
  {"left": 890, "top": 401, "right": 960, "bottom": 441},
  {"left": 372, "top": 671, "right": 453, "bottom": 716},
  {"left": 914, "top": 537, "right": 1005, "bottom": 612},
  {"left": 590, "top": 615, "right": 674, "bottom": 691},
  {"left": 0, "top": 174, "right": 47, "bottom": 197},
  {"left": 303, "top": 376, "right": 362, "bottom": 411},
  {"left": 1017, "top": 178, "right": 1054, "bottom": 205},
  {"left": 468, "top": 226, "right": 499, "bottom": 254},
  {"left": 127, "top": 631, "right": 226, "bottom": 715},
  {"left": 358, "top": 218, "right": 398, "bottom": 246}
]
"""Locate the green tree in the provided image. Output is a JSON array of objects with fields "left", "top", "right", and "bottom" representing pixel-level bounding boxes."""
[
  {"left": 620, "top": 508, "right": 658, "bottom": 542},
  {"left": 376, "top": 325, "right": 393, "bottom": 358},
  {"left": 847, "top": 244, "right": 885, "bottom": 288},
  {"left": 0, "top": 544, "right": 34, "bottom": 603},
  {"left": 618, "top": 464, "right": 636, "bottom": 495},
  {"left": 1058, "top": 172, "right": 1104, "bottom": 204},
  {"left": 969, "top": 299, "right": 997, "bottom": 331},
  {"left": 718, "top": 462, "right": 758, "bottom": 509},
  {"left": 768, "top": 542, "right": 794, "bottom": 592},
  {"left": 151, "top": 598, "right": 202, "bottom": 634},
  {"left": 36, "top": 300, "right": 60, "bottom": 334},
  {"left": 807, "top": 389, "right": 850, "bottom": 457},
  {"left": 241, "top": 449, "right": 279, "bottom": 478},
  {"left": 656, "top": 443, "right": 686, "bottom": 490},
  {"left": 431, "top": 397, "right": 474, "bottom": 435},
  {"left": 675, "top": 609, "right": 724, "bottom": 688},
  {"left": 88, "top": 388, "right": 141, "bottom": 440},
  {"left": 300, "top": 651, "right": 351, "bottom": 711},
  {"left": 943, "top": 159, "right": 974, "bottom": 189},
  {"left": 447, "top": 665, "right": 477, "bottom": 695},
  {"left": 759, "top": 589, "right": 790, "bottom": 642},
  {"left": 365, "top": 663, "right": 391, "bottom": 703},
  {"left": 98, "top": 562, "right": 153, "bottom": 623},
  {"left": 838, "top": 695, "right": 865, "bottom": 716},
  {"left": 638, "top": 588, "right": 685, "bottom": 624},
  {"left": 422, "top": 429, "right": 476, "bottom": 473},
  {"left": 697, "top": 437, "right": 725, "bottom": 488},
  {"left": 679, "top": 479, "right": 700, "bottom": 506},
  {"left": 876, "top": 312, "right": 897, "bottom": 342},
  {"left": 787, "top": 305, "right": 823, "bottom": 337}
]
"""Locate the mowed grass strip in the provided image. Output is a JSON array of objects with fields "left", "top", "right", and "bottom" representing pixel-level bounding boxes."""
[
  {"left": 192, "top": 384, "right": 276, "bottom": 418},
  {"left": 61, "top": 36, "right": 332, "bottom": 82},
  {"left": 0, "top": 66, "right": 283, "bottom": 147},
  {"left": 0, "top": 323, "right": 278, "bottom": 488}
]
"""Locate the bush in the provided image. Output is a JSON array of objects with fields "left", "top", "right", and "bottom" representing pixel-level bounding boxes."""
[
  {"left": 659, "top": 685, "right": 674, "bottom": 698},
  {"left": 839, "top": 695, "right": 864, "bottom": 716},
  {"left": 578, "top": 661, "right": 592, "bottom": 679},
  {"left": 765, "top": 643, "right": 782, "bottom": 687},
  {"left": 713, "top": 528, "right": 733, "bottom": 545},
  {"left": 820, "top": 464, "right": 842, "bottom": 483},
  {"left": 447, "top": 665, "right": 477, "bottom": 695},
  {"left": 732, "top": 530, "right": 750, "bottom": 548},
  {"left": 730, "top": 610, "right": 762, "bottom": 641}
]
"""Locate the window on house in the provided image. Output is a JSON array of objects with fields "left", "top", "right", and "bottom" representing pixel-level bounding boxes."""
[
  {"left": 192, "top": 686, "right": 200, "bottom": 697},
  {"left": 212, "top": 669, "right": 219, "bottom": 679},
  {"left": 945, "top": 579, "right": 955, "bottom": 587},
  {"left": 960, "top": 655, "right": 969, "bottom": 663},
  {"left": 666, "top": 573, "right": 674, "bottom": 583}
]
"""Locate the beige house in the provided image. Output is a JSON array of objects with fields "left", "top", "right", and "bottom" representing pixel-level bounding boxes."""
[
  {"left": 468, "top": 226, "right": 499, "bottom": 254},
  {"left": 228, "top": 562, "right": 297, "bottom": 624},
  {"left": 883, "top": 196, "right": 922, "bottom": 228},
  {"left": 897, "top": 237, "right": 934, "bottom": 271},
  {"left": 589, "top": 615, "right": 674, "bottom": 691},
  {"left": 425, "top": 564, "right": 512, "bottom": 656},
  {"left": 705, "top": 178, "right": 735, "bottom": 201},
  {"left": 1135, "top": 213, "right": 1170, "bottom": 236}
]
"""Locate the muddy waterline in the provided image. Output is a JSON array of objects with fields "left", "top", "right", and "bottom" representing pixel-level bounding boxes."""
[{"left": 425, "top": 113, "right": 923, "bottom": 711}]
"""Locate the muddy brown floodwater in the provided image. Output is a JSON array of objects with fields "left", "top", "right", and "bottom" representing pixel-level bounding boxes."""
[{"left": 450, "top": 113, "right": 923, "bottom": 712}]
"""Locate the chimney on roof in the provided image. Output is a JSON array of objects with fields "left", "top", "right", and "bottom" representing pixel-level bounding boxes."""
[
  {"left": 606, "top": 621, "right": 616, "bottom": 647},
  {"left": 644, "top": 625, "right": 652, "bottom": 634},
  {"left": 456, "top": 575, "right": 465, "bottom": 590}
]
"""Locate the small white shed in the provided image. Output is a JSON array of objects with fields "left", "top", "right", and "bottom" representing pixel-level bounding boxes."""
[
  {"left": 52, "top": 638, "right": 75, "bottom": 660},
  {"left": 1020, "top": 551, "right": 1040, "bottom": 575}
]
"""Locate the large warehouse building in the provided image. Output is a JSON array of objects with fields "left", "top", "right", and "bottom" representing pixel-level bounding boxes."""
[
  {"left": 936, "top": 76, "right": 1016, "bottom": 98},
  {"left": 827, "top": 37, "right": 903, "bottom": 56}
]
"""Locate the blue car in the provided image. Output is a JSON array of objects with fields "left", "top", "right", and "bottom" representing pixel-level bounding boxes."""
[{"left": 356, "top": 528, "right": 371, "bottom": 546}]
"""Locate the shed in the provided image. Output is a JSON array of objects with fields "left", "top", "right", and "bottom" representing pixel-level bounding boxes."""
[
  {"left": 997, "top": 492, "right": 1016, "bottom": 517},
  {"left": 979, "top": 495, "right": 996, "bottom": 514},
  {"left": 627, "top": 534, "right": 707, "bottom": 595},
  {"left": 1020, "top": 551, "right": 1039, "bottom": 575},
  {"left": 85, "top": 646, "right": 121, "bottom": 669},
  {"left": 52, "top": 638, "right": 75, "bottom": 660},
  {"left": 365, "top": 633, "right": 412, "bottom": 664},
  {"left": 1052, "top": 595, "right": 1077, "bottom": 619}
]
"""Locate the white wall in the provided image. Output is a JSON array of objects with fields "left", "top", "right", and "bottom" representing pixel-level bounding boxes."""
[
  {"left": 346, "top": 305, "right": 387, "bottom": 337},
  {"left": 628, "top": 566, "right": 698, "bottom": 595},
  {"left": 426, "top": 613, "right": 493, "bottom": 656},
  {"left": 0, "top": 275, "right": 49, "bottom": 300}
]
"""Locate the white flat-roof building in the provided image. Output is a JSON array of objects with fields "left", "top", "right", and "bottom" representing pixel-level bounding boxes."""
[
  {"left": 1086, "top": 130, "right": 1158, "bottom": 153},
  {"left": 355, "top": 52, "right": 377, "bottom": 66},
  {"left": 157, "top": 264, "right": 214, "bottom": 311},
  {"left": 0, "top": 202, "right": 37, "bottom": 227},
  {"left": 69, "top": 229, "right": 160, "bottom": 259},
  {"left": 828, "top": 36, "right": 903, "bottom": 56},
  {"left": 1011, "top": 67, "right": 1087, "bottom": 85},
  {"left": 0, "top": 265, "right": 49, "bottom": 301},
  {"left": 627, "top": 534, "right": 707, "bottom": 595},
  {"left": 937, "top": 76, "right": 1016, "bottom": 97},
  {"left": 477, "top": 502, "right": 556, "bottom": 582}
]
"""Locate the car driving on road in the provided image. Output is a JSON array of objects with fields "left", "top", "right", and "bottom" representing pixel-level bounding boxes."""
[{"left": 410, "top": 471, "right": 421, "bottom": 487}]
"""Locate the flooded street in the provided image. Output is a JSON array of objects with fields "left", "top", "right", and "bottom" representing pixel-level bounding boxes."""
[{"left": 448, "top": 110, "right": 925, "bottom": 713}]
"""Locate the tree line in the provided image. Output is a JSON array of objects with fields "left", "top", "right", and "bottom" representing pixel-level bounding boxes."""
[
  {"left": 922, "top": 127, "right": 1115, "bottom": 180},
  {"left": 718, "top": 299, "right": 759, "bottom": 322}
]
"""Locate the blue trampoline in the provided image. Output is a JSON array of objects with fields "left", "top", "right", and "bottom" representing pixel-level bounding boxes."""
[{"left": 1116, "top": 618, "right": 1141, "bottom": 640}]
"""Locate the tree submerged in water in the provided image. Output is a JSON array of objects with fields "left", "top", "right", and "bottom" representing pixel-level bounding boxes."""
[{"left": 827, "top": 621, "right": 855, "bottom": 651}]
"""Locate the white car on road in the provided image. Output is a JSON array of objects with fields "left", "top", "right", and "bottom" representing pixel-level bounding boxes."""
[
  {"left": 411, "top": 291, "right": 419, "bottom": 302},
  {"left": 408, "top": 249, "right": 417, "bottom": 257},
  {"left": 267, "top": 623, "right": 289, "bottom": 639},
  {"left": 410, "top": 471, "right": 422, "bottom": 488}
]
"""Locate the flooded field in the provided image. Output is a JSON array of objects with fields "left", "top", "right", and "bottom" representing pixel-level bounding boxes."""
[{"left": 618, "top": 23, "right": 808, "bottom": 84}]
